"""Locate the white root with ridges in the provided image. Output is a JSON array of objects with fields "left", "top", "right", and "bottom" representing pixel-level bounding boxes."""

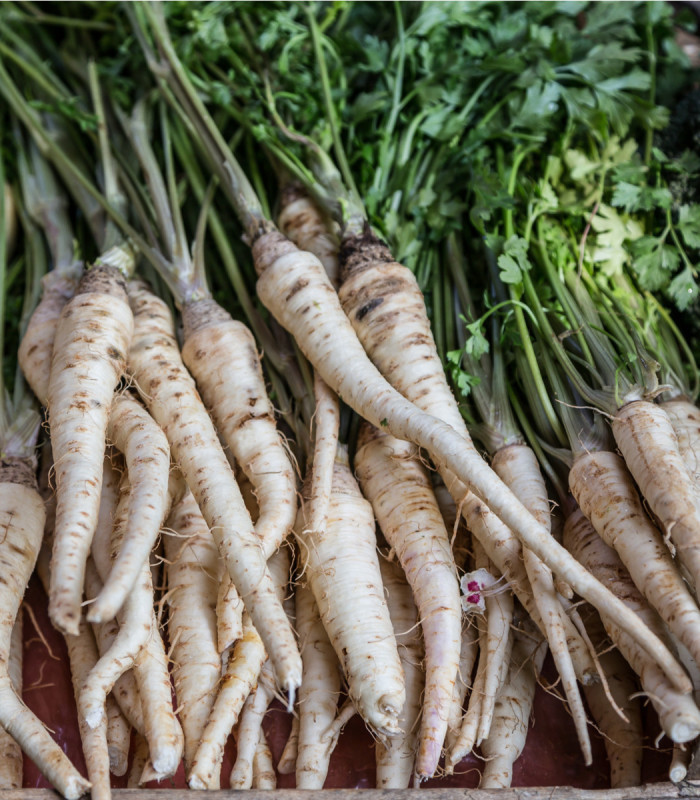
[
  {"left": 187, "top": 615, "right": 267, "bottom": 789},
  {"left": 661, "top": 397, "right": 700, "bottom": 490},
  {"left": 355, "top": 422, "right": 461, "bottom": 777},
  {"left": 473, "top": 540, "right": 514, "bottom": 747},
  {"left": 294, "top": 443, "right": 405, "bottom": 736},
  {"left": 564, "top": 508, "right": 700, "bottom": 743},
  {"left": 84, "top": 558, "right": 145, "bottom": 736},
  {"left": 294, "top": 581, "right": 342, "bottom": 789},
  {"left": 18, "top": 265, "right": 82, "bottom": 405},
  {"left": 612, "top": 400, "right": 700, "bottom": 593},
  {"left": 578, "top": 606, "right": 643, "bottom": 789},
  {"left": 493, "top": 443, "right": 591, "bottom": 765},
  {"left": 0, "top": 619, "right": 23, "bottom": 789},
  {"left": 48, "top": 265, "right": 133, "bottom": 636},
  {"left": 229, "top": 661, "right": 276, "bottom": 790},
  {"left": 0, "top": 466, "right": 90, "bottom": 800},
  {"left": 164, "top": 490, "right": 220, "bottom": 772},
  {"left": 65, "top": 618, "right": 113, "bottom": 800},
  {"left": 570, "top": 449, "right": 700, "bottom": 670},
  {"left": 376, "top": 558, "right": 424, "bottom": 789},
  {"left": 89, "top": 391, "right": 172, "bottom": 623},
  {"left": 82, "top": 471, "right": 152, "bottom": 731},
  {"left": 252, "top": 727, "right": 277, "bottom": 790},
  {"left": 479, "top": 628, "right": 547, "bottom": 789},
  {"left": 461, "top": 491, "right": 595, "bottom": 686},
  {"left": 278, "top": 184, "right": 340, "bottom": 287},
  {"left": 127, "top": 280, "right": 301, "bottom": 694},
  {"left": 181, "top": 299, "right": 297, "bottom": 562}
]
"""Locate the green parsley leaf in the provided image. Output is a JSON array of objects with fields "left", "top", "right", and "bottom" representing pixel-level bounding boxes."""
[{"left": 678, "top": 204, "right": 700, "bottom": 249}]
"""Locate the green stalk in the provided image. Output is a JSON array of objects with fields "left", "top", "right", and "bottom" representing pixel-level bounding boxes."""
[
  {"left": 501, "top": 147, "right": 568, "bottom": 445},
  {"left": 135, "top": 2, "right": 271, "bottom": 240},
  {"left": 643, "top": 10, "right": 657, "bottom": 166},
  {"left": 0, "top": 57, "right": 151, "bottom": 265},
  {"left": 305, "top": 4, "right": 359, "bottom": 206},
  {"left": 431, "top": 255, "right": 445, "bottom": 362},
  {"left": 170, "top": 119, "right": 315, "bottom": 425},
  {"left": 372, "top": 2, "right": 405, "bottom": 200},
  {"left": 535, "top": 218, "right": 594, "bottom": 366}
]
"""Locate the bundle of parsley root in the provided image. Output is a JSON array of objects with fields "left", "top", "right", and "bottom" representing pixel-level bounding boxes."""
[{"left": 1, "top": 1, "right": 700, "bottom": 794}]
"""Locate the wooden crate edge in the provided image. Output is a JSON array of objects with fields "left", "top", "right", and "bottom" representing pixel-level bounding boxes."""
[{"left": 2, "top": 783, "right": 700, "bottom": 800}]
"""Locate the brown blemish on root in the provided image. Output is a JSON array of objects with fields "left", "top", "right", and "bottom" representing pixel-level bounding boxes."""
[
  {"left": 339, "top": 225, "right": 393, "bottom": 283},
  {"left": 76, "top": 264, "right": 129, "bottom": 301},
  {"left": 182, "top": 298, "right": 232, "bottom": 341},
  {"left": 0, "top": 457, "right": 38, "bottom": 490},
  {"left": 279, "top": 182, "right": 307, "bottom": 208},
  {"left": 252, "top": 231, "right": 298, "bottom": 276}
]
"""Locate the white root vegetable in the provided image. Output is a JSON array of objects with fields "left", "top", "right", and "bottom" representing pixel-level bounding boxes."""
[
  {"left": 127, "top": 735, "right": 149, "bottom": 789},
  {"left": 82, "top": 472, "right": 153, "bottom": 731},
  {"left": 127, "top": 280, "right": 301, "bottom": 694},
  {"left": 570, "top": 449, "right": 700, "bottom": 670},
  {"left": 18, "top": 264, "right": 82, "bottom": 405},
  {"left": 493, "top": 443, "right": 591, "bottom": 764},
  {"left": 579, "top": 606, "right": 643, "bottom": 789},
  {"left": 187, "top": 615, "right": 267, "bottom": 790},
  {"left": 48, "top": 260, "right": 134, "bottom": 635},
  {"left": 376, "top": 558, "right": 424, "bottom": 789},
  {"left": 229, "top": 661, "right": 276, "bottom": 790},
  {"left": 278, "top": 183, "right": 340, "bottom": 287},
  {"left": 65, "top": 618, "right": 113, "bottom": 800},
  {"left": 473, "top": 540, "right": 514, "bottom": 746},
  {"left": 661, "top": 397, "right": 700, "bottom": 489},
  {"left": 181, "top": 300, "right": 297, "bottom": 561},
  {"left": 165, "top": 490, "right": 221, "bottom": 773},
  {"left": 355, "top": 422, "right": 461, "bottom": 776},
  {"left": 0, "top": 461, "right": 90, "bottom": 800},
  {"left": 252, "top": 233, "right": 682, "bottom": 691},
  {"left": 612, "top": 400, "right": 700, "bottom": 594},
  {"left": 277, "top": 715, "right": 299, "bottom": 775},
  {"left": 105, "top": 696, "right": 130, "bottom": 778},
  {"left": 307, "top": 371, "right": 340, "bottom": 544},
  {"left": 449, "top": 638, "right": 487, "bottom": 767},
  {"left": 88, "top": 463, "right": 183, "bottom": 780},
  {"left": 294, "top": 443, "right": 405, "bottom": 736},
  {"left": 671, "top": 744, "right": 691, "bottom": 783},
  {"left": 216, "top": 572, "right": 243, "bottom": 655},
  {"left": 0, "top": 619, "right": 23, "bottom": 789},
  {"left": 444, "top": 621, "right": 480, "bottom": 764},
  {"left": 564, "top": 508, "right": 700, "bottom": 743},
  {"left": 252, "top": 728, "right": 277, "bottom": 790},
  {"left": 133, "top": 610, "right": 184, "bottom": 781},
  {"left": 294, "top": 581, "right": 342, "bottom": 789},
  {"left": 37, "top": 536, "right": 131, "bottom": 786},
  {"left": 89, "top": 392, "right": 172, "bottom": 623},
  {"left": 84, "top": 558, "right": 145, "bottom": 736},
  {"left": 479, "top": 628, "right": 547, "bottom": 789}
]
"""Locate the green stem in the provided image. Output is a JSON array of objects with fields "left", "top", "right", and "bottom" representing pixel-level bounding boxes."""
[
  {"left": 535, "top": 218, "right": 594, "bottom": 366},
  {"left": 0, "top": 57, "right": 152, "bottom": 268},
  {"left": 644, "top": 13, "right": 657, "bottom": 166},
  {"left": 431, "top": 255, "right": 445, "bottom": 363},
  {"left": 500, "top": 147, "right": 568, "bottom": 445},
  {"left": 373, "top": 2, "right": 405, "bottom": 200},
  {"left": 138, "top": 2, "right": 269, "bottom": 239},
  {"left": 305, "top": 4, "right": 358, "bottom": 201}
]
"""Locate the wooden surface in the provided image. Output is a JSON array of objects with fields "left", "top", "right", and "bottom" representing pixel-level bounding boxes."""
[{"left": 2, "top": 785, "right": 700, "bottom": 800}]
